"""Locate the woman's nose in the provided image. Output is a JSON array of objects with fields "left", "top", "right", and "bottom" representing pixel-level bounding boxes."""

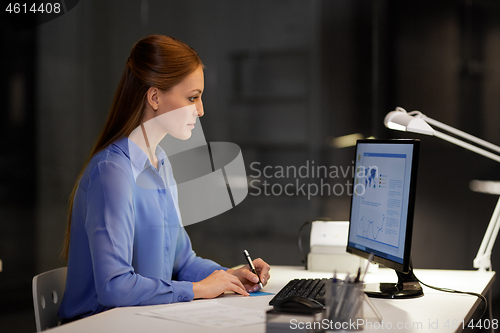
[{"left": 197, "top": 105, "right": 204, "bottom": 117}]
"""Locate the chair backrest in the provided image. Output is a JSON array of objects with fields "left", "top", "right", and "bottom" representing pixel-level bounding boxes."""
[{"left": 32, "top": 267, "right": 67, "bottom": 332}]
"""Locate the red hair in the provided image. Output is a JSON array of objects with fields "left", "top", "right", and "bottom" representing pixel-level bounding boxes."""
[{"left": 62, "top": 35, "right": 203, "bottom": 260}]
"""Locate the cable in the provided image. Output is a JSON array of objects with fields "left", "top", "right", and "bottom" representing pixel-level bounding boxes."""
[
  {"left": 488, "top": 288, "right": 493, "bottom": 333},
  {"left": 297, "top": 220, "right": 313, "bottom": 267},
  {"left": 297, "top": 217, "right": 333, "bottom": 268},
  {"left": 415, "top": 276, "right": 488, "bottom": 320}
]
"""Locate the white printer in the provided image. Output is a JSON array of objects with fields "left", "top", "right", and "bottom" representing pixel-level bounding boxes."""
[{"left": 307, "top": 221, "right": 376, "bottom": 273}]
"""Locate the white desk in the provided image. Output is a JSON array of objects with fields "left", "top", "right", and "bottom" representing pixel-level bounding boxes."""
[{"left": 47, "top": 266, "right": 495, "bottom": 333}]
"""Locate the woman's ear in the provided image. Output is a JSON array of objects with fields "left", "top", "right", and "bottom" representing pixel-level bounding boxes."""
[{"left": 146, "top": 87, "right": 159, "bottom": 111}]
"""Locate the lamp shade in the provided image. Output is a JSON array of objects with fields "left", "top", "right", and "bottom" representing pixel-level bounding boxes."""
[{"left": 384, "top": 110, "right": 435, "bottom": 136}]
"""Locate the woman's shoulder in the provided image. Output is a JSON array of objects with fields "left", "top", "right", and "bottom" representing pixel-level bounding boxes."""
[{"left": 82, "top": 138, "right": 135, "bottom": 183}]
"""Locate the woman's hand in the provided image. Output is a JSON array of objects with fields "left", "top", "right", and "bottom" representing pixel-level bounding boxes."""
[
  {"left": 192, "top": 270, "right": 249, "bottom": 299},
  {"left": 227, "top": 258, "right": 271, "bottom": 293}
]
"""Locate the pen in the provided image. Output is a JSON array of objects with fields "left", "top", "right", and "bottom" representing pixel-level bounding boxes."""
[
  {"left": 361, "top": 253, "right": 374, "bottom": 282},
  {"left": 354, "top": 267, "right": 361, "bottom": 283},
  {"left": 332, "top": 273, "right": 349, "bottom": 319},
  {"left": 243, "top": 250, "right": 264, "bottom": 290}
]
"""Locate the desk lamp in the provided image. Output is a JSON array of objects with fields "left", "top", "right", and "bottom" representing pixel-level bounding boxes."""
[{"left": 384, "top": 107, "right": 500, "bottom": 271}]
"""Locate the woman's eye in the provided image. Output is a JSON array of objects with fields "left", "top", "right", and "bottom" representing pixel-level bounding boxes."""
[{"left": 188, "top": 96, "right": 198, "bottom": 102}]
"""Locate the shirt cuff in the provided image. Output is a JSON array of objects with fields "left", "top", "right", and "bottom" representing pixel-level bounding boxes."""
[{"left": 172, "top": 280, "right": 194, "bottom": 303}]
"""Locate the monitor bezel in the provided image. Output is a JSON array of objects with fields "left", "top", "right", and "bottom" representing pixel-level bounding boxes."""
[{"left": 346, "top": 139, "right": 420, "bottom": 274}]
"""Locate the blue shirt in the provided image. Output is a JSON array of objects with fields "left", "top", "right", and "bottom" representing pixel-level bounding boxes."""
[{"left": 59, "top": 137, "right": 225, "bottom": 320}]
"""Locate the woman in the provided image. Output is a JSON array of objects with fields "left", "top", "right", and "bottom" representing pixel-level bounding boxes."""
[{"left": 58, "top": 35, "right": 270, "bottom": 321}]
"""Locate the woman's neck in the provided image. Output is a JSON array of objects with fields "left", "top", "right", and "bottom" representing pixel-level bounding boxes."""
[{"left": 128, "top": 122, "right": 166, "bottom": 169}]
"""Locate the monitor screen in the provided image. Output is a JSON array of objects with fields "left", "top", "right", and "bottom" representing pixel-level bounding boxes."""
[{"left": 347, "top": 139, "right": 420, "bottom": 274}]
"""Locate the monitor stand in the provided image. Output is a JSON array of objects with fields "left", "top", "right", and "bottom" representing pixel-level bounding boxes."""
[{"left": 364, "top": 264, "right": 424, "bottom": 299}]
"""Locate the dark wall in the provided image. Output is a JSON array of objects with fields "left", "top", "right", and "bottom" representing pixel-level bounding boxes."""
[
  {"left": 1, "top": 0, "right": 499, "bottom": 331},
  {"left": 0, "top": 9, "right": 37, "bottom": 316}
]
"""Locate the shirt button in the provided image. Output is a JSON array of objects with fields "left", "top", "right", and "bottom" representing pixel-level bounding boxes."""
[
  {"left": 177, "top": 295, "right": 182, "bottom": 301},
  {"left": 183, "top": 297, "right": 188, "bottom": 301}
]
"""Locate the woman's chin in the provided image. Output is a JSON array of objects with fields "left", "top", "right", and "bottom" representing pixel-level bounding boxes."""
[{"left": 171, "top": 131, "right": 192, "bottom": 141}]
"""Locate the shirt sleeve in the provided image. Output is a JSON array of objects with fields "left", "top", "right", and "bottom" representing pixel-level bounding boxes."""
[
  {"left": 85, "top": 160, "right": 194, "bottom": 307},
  {"left": 172, "top": 227, "right": 227, "bottom": 283}
]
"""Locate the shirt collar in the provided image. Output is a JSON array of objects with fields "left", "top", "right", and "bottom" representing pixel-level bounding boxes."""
[{"left": 113, "top": 137, "right": 168, "bottom": 180}]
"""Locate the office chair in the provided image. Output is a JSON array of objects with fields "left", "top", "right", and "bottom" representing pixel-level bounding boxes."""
[{"left": 32, "top": 267, "right": 67, "bottom": 332}]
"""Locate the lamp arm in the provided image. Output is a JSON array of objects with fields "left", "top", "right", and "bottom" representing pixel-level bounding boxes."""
[
  {"left": 434, "top": 130, "right": 500, "bottom": 271},
  {"left": 484, "top": 198, "right": 500, "bottom": 258},
  {"left": 474, "top": 196, "right": 500, "bottom": 271},
  {"left": 423, "top": 116, "right": 500, "bottom": 155},
  {"left": 387, "top": 108, "right": 500, "bottom": 271},
  {"left": 433, "top": 130, "right": 500, "bottom": 164}
]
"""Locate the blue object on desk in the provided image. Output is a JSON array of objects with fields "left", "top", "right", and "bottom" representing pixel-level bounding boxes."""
[{"left": 249, "top": 291, "right": 274, "bottom": 297}]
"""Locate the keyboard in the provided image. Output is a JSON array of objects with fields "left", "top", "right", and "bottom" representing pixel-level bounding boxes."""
[{"left": 269, "top": 278, "right": 331, "bottom": 306}]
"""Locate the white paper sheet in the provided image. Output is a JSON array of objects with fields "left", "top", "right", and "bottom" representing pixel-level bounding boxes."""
[{"left": 137, "top": 300, "right": 266, "bottom": 329}]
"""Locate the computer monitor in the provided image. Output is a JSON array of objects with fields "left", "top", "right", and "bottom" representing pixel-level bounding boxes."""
[{"left": 346, "top": 139, "right": 423, "bottom": 299}]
